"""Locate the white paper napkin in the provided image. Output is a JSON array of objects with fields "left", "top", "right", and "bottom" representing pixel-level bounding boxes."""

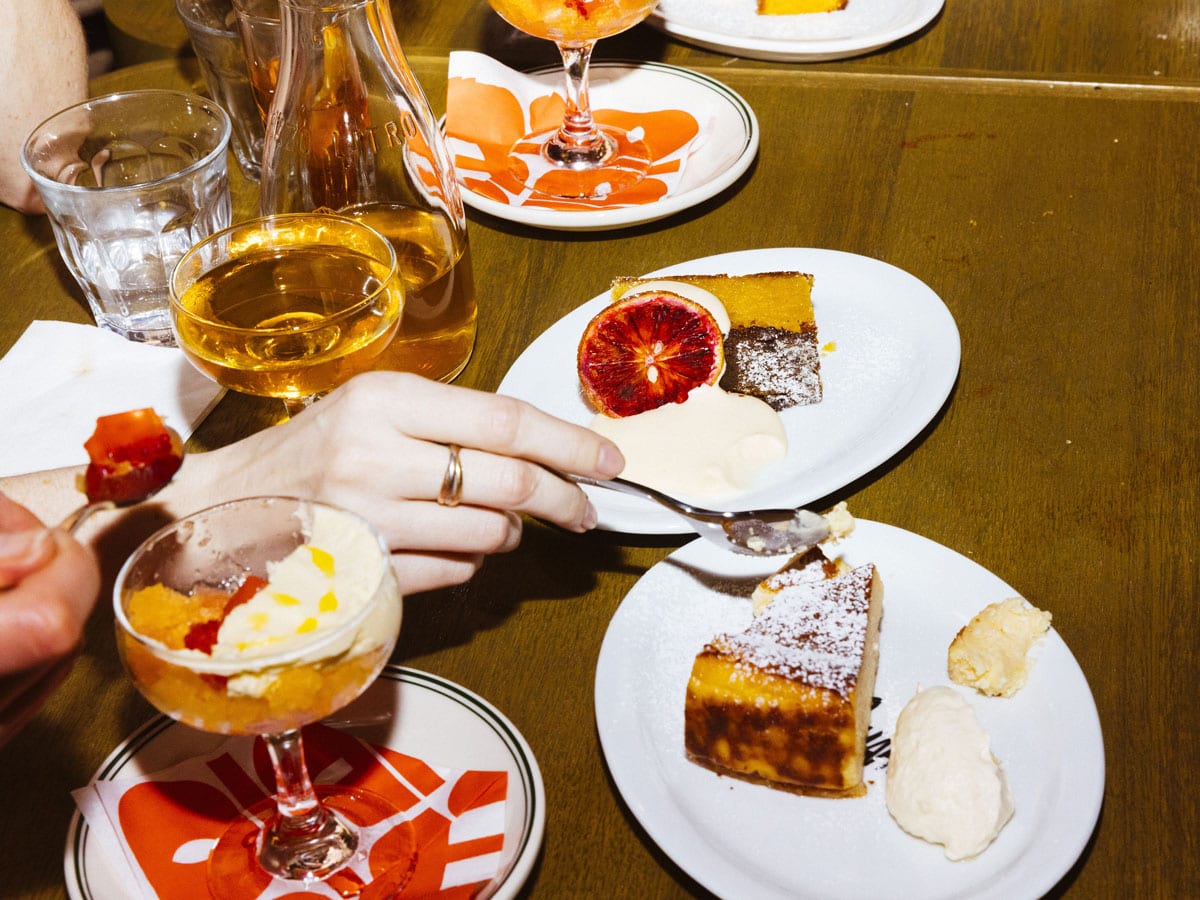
[{"left": 0, "top": 321, "right": 224, "bottom": 478}]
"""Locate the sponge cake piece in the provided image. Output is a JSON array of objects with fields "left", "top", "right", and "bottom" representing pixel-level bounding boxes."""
[{"left": 684, "top": 557, "right": 883, "bottom": 796}]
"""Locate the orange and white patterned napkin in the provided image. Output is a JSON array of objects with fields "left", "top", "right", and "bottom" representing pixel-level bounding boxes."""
[
  {"left": 72, "top": 722, "right": 508, "bottom": 899},
  {"left": 445, "top": 51, "right": 703, "bottom": 210}
]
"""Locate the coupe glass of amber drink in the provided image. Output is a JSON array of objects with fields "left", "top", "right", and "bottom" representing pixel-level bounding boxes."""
[
  {"left": 113, "top": 496, "right": 415, "bottom": 897},
  {"left": 169, "top": 212, "right": 403, "bottom": 416},
  {"left": 486, "top": 0, "right": 660, "bottom": 198}
]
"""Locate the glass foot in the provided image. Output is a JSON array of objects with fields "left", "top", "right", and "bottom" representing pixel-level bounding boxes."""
[
  {"left": 508, "top": 124, "right": 652, "bottom": 199},
  {"left": 207, "top": 786, "right": 418, "bottom": 898}
]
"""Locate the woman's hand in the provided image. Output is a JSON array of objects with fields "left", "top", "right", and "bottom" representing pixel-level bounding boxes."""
[
  {"left": 178, "top": 372, "right": 625, "bottom": 594},
  {"left": 0, "top": 492, "right": 101, "bottom": 745}
]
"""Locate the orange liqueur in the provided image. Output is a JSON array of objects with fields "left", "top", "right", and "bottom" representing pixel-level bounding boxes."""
[{"left": 344, "top": 203, "right": 477, "bottom": 382}]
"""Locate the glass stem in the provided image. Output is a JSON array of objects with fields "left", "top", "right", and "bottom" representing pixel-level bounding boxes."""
[
  {"left": 258, "top": 729, "right": 358, "bottom": 880},
  {"left": 265, "top": 729, "right": 324, "bottom": 824},
  {"left": 550, "top": 40, "right": 611, "bottom": 164}
]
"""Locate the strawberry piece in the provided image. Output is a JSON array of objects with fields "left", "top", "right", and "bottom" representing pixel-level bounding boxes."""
[{"left": 182, "top": 576, "right": 269, "bottom": 656}]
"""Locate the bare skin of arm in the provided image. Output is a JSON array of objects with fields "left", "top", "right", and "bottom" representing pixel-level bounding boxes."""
[
  {"left": 0, "top": 0, "right": 88, "bottom": 213},
  {"left": 1, "top": 372, "right": 625, "bottom": 597}
]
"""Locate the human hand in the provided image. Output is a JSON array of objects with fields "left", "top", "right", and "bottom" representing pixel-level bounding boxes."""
[
  {"left": 179, "top": 372, "right": 625, "bottom": 594},
  {"left": 0, "top": 492, "right": 101, "bottom": 745}
]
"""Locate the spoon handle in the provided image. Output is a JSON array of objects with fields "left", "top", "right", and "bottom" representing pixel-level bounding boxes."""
[{"left": 58, "top": 500, "right": 116, "bottom": 535}]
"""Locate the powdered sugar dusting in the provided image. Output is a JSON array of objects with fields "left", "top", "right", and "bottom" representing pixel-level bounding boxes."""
[
  {"left": 721, "top": 326, "right": 822, "bottom": 410},
  {"left": 712, "top": 565, "right": 874, "bottom": 697},
  {"left": 760, "top": 551, "right": 838, "bottom": 591}
]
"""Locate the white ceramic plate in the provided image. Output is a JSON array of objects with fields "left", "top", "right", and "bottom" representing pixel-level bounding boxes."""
[
  {"left": 449, "top": 61, "right": 758, "bottom": 231},
  {"left": 594, "top": 520, "right": 1105, "bottom": 899},
  {"left": 649, "top": 0, "right": 945, "bottom": 62},
  {"left": 64, "top": 666, "right": 545, "bottom": 900},
  {"left": 497, "top": 248, "right": 960, "bottom": 534}
]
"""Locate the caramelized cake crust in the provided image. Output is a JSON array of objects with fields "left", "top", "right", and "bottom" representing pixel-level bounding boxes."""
[
  {"left": 757, "top": 0, "right": 847, "bottom": 13},
  {"left": 684, "top": 559, "right": 882, "bottom": 797}
]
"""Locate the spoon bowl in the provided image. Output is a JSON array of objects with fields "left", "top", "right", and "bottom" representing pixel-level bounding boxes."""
[{"left": 568, "top": 474, "right": 830, "bottom": 556}]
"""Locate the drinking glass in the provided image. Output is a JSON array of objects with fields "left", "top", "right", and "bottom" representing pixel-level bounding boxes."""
[
  {"left": 485, "top": 0, "right": 660, "bottom": 199},
  {"left": 176, "top": 0, "right": 266, "bottom": 180},
  {"left": 20, "top": 89, "right": 231, "bottom": 344},
  {"left": 230, "top": 0, "right": 282, "bottom": 123},
  {"left": 113, "top": 496, "right": 416, "bottom": 897},
  {"left": 169, "top": 212, "right": 404, "bottom": 416}
]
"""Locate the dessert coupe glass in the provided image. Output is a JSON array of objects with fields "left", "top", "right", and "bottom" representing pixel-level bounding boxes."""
[
  {"left": 485, "top": 0, "right": 660, "bottom": 198},
  {"left": 169, "top": 212, "right": 404, "bottom": 417},
  {"left": 113, "top": 496, "right": 414, "bottom": 897}
]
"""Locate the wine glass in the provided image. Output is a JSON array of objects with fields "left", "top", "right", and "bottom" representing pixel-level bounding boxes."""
[
  {"left": 113, "top": 496, "right": 416, "bottom": 897},
  {"left": 486, "top": 0, "right": 660, "bottom": 199},
  {"left": 169, "top": 212, "right": 404, "bottom": 417}
]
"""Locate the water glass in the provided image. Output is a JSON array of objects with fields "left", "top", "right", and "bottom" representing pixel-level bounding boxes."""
[
  {"left": 177, "top": 0, "right": 266, "bottom": 180},
  {"left": 20, "top": 90, "right": 232, "bottom": 345}
]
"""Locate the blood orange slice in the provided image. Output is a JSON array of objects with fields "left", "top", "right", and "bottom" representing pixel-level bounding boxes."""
[{"left": 577, "top": 290, "right": 725, "bottom": 418}]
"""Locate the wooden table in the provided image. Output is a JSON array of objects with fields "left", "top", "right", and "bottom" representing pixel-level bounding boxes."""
[
  {"left": 4, "top": 8, "right": 1200, "bottom": 900},
  {"left": 108, "top": 0, "right": 1200, "bottom": 83}
]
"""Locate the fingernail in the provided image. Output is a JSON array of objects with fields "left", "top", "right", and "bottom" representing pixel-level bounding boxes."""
[
  {"left": 581, "top": 501, "right": 598, "bottom": 531},
  {"left": 597, "top": 443, "right": 625, "bottom": 478}
]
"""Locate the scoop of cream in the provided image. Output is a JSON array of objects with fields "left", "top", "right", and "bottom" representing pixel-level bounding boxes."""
[
  {"left": 885, "top": 686, "right": 1014, "bottom": 860},
  {"left": 590, "top": 383, "right": 786, "bottom": 500},
  {"left": 212, "top": 504, "right": 389, "bottom": 666}
]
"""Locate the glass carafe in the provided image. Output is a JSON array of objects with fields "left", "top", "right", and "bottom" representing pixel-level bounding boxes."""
[{"left": 261, "top": 0, "right": 476, "bottom": 382}]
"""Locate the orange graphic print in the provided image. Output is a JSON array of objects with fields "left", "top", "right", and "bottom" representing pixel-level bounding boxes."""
[
  {"left": 104, "top": 723, "right": 508, "bottom": 899},
  {"left": 446, "top": 76, "right": 699, "bottom": 210}
]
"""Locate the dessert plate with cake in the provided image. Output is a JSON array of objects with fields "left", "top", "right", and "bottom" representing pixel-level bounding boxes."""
[
  {"left": 648, "top": 0, "right": 945, "bottom": 63},
  {"left": 497, "top": 248, "right": 960, "bottom": 535},
  {"left": 593, "top": 522, "right": 1104, "bottom": 899}
]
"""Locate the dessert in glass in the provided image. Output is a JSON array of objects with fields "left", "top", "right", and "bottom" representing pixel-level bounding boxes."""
[
  {"left": 169, "top": 212, "right": 404, "bottom": 416},
  {"left": 485, "top": 0, "right": 660, "bottom": 198},
  {"left": 113, "top": 496, "right": 415, "bottom": 897}
]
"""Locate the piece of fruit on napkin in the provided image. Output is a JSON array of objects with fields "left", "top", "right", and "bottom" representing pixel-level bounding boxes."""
[{"left": 72, "top": 722, "right": 508, "bottom": 899}]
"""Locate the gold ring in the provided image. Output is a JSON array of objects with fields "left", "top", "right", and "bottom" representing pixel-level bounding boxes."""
[{"left": 437, "top": 443, "right": 463, "bottom": 507}]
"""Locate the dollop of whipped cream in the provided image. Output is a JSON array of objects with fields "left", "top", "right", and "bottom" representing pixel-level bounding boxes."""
[
  {"left": 176, "top": 504, "right": 399, "bottom": 697},
  {"left": 588, "top": 281, "right": 786, "bottom": 500},
  {"left": 885, "top": 686, "right": 1015, "bottom": 860}
]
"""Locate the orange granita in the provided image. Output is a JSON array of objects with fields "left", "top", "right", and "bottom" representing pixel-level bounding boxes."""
[{"left": 118, "top": 582, "right": 387, "bottom": 736}]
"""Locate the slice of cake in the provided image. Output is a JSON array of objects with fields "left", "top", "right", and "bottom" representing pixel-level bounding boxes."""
[
  {"left": 612, "top": 272, "right": 821, "bottom": 411},
  {"left": 750, "top": 544, "right": 844, "bottom": 614},
  {"left": 684, "top": 557, "right": 883, "bottom": 797},
  {"left": 758, "top": 0, "right": 847, "bottom": 13}
]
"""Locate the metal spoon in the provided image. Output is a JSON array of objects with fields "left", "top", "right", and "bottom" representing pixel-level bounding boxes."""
[
  {"left": 59, "top": 439, "right": 185, "bottom": 534},
  {"left": 569, "top": 474, "right": 830, "bottom": 556}
]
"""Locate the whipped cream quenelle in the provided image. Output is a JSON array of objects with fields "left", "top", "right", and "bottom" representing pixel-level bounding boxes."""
[
  {"left": 212, "top": 505, "right": 401, "bottom": 696},
  {"left": 885, "top": 686, "right": 1015, "bottom": 860},
  {"left": 142, "top": 504, "right": 401, "bottom": 698},
  {"left": 588, "top": 281, "right": 786, "bottom": 501}
]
